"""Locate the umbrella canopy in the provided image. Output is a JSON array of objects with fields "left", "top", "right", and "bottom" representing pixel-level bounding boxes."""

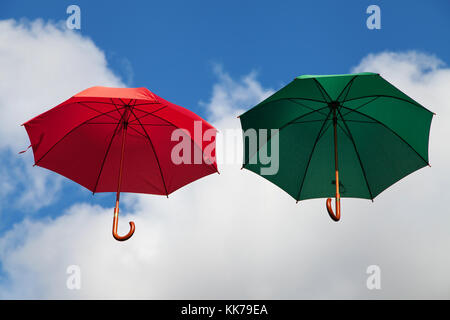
[
  {"left": 239, "top": 72, "right": 434, "bottom": 221},
  {"left": 23, "top": 86, "right": 218, "bottom": 240}
]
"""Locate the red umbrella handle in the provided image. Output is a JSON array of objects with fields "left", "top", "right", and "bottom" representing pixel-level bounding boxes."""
[{"left": 112, "top": 202, "right": 135, "bottom": 241}]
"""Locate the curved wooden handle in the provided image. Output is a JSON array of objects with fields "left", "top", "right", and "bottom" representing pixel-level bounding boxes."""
[
  {"left": 326, "top": 197, "right": 341, "bottom": 222},
  {"left": 112, "top": 207, "right": 135, "bottom": 241}
]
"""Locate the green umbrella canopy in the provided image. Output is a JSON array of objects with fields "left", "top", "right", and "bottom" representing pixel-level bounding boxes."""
[{"left": 239, "top": 73, "right": 434, "bottom": 220}]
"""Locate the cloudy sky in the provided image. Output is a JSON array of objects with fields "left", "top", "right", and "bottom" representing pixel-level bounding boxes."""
[{"left": 0, "top": 1, "right": 449, "bottom": 299}]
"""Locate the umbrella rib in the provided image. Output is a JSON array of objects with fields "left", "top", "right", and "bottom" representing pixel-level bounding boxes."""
[
  {"left": 334, "top": 106, "right": 353, "bottom": 140},
  {"left": 316, "top": 118, "right": 351, "bottom": 142},
  {"left": 122, "top": 101, "right": 164, "bottom": 139},
  {"left": 341, "top": 96, "right": 380, "bottom": 117},
  {"left": 119, "top": 98, "right": 131, "bottom": 107},
  {"left": 265, "top": 97, "right": 327, "bottom": 104},
  {"left": 91, "top": 99, "right": 137, "bottom": 193},
  {"left": 121, "top": 103, "right": 219, "bottom": 174},
  {"left": 255, "top": 97, "right": 328, "bottom": 109},
  {"left": 86, "top": 122, "right": 121, "bottom": 124},
  {"left": 126, "top": 124, "right": 152, "bottom": 138},
  {"left": 316, "top": 121, "right": 333, "bottom": 140},
  {"left": 342, "top": 95, "right": 431, "bottom": 113},
  {"left": 128, "top": 108, "right": 170, "bottom": 196},
  {"left": 76, "top": 102, "right": 121, "bottom": 121},
  {"left": 336, "top": 75, "right": 358, "bottom": 102},
  {"left": 71, "top": 100, "right": 126, "bottom": 106},
  {"left": 291, "top": 119, "right": 329, "bottom": 124},
  {"left": 34, "top": 107, "right": 126, "bottom": 166},
  {"left": 131, "top": 106, "right": 175, "bottom": 126},
  {"left": 313, "top": 78, "right": 332, "bottom": 103},
  {"left": 336, "top": 108, "right": 374, "bottom": 200},
  {"left": 340, "top": 119, "right": 378, "bottom": 124},
  {"left": 275, "top": 106, "right": 329, "bottom": 134},
  {"left": 132, "top": 106, "right": 219, "bottom": 173},
  {"left": 240, "top": 97, "right": 328, "bottom": 118},
  {"left": 76, "top": 100, "right": 160, "bottom": 108},
  {"left": 287, "top": 99, "right": 329, "bottom": 117},
  {"left": 310, "top": 79, "right": 355, "bottom": 139},
  {"left": 129, "top": 123, "right": 174, "bottom": 126},
  {"left": 132, "top": 102, "right": 161, "bottom": 107},
  {"left": 341, "top": 106, "right": 430, "bottom": 166},
  {"left": 295, "top": 109, "right": 333, "bottom": 201},
  {"left": 134, "top": 108, "right": 219, "bottom": 173},
  {"left": 91, "top": 110, "right": 129, "bottom": 194},
  {"left": 242, "top": 106, "right": 329, "bottom": 168},
  {"left": 110, "top": 98, "right": 122, "bottom": 116},
  {"left": 128, "top": 105, "right": 168, "bottom": 124},
  {"left": 113, "top": 100, "right": 149, "bottom": 139}
]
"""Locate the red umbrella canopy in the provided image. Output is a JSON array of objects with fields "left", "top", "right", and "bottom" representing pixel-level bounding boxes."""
[{"left": 23, "top": 86, "right": 218, "bottom": 196}]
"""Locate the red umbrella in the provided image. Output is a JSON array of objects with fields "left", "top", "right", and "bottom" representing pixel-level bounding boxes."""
[{"left": 22, "top": 87, "right": 218, "bottom": 241}]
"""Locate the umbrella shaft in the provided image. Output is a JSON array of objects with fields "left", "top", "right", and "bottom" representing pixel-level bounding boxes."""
[
  {"left": 333, "top": 108, "right": 340, "bottom": 200},
  {"left": 115, "top": 123, "right": 127, "bottom": 206},
  {"left": 112, "top": 117, "right": 135, "bottom": 241}
]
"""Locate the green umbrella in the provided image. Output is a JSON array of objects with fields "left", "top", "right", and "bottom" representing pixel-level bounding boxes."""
[{"left": 239, "top": 72, "right": 434, "bottom": 221}]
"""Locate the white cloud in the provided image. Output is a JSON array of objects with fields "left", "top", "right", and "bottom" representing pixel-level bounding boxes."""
[
  {"left": 1, "top": 35, "right": 450, "bottom": 299},
  {"left": 352, "top": 51, "right": 450, "bottom": 189},
  {"left": 201, "top": 65, "right": 274, "bottom": 122},
  {"left": 0, "top": 19, "right": 124, "bottom": 212}
]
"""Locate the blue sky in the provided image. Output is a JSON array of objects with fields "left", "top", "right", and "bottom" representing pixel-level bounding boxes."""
[
  {"left": 2, "top": 0, "right": 449, "bottom": 112},
  {"left": 0, "top": 1, "right": 449, "bottom": 298}
]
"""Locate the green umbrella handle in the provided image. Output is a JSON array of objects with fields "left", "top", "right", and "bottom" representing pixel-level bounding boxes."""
[{"left": 326, "top": 196, "right": 340, "bottom": 221}]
